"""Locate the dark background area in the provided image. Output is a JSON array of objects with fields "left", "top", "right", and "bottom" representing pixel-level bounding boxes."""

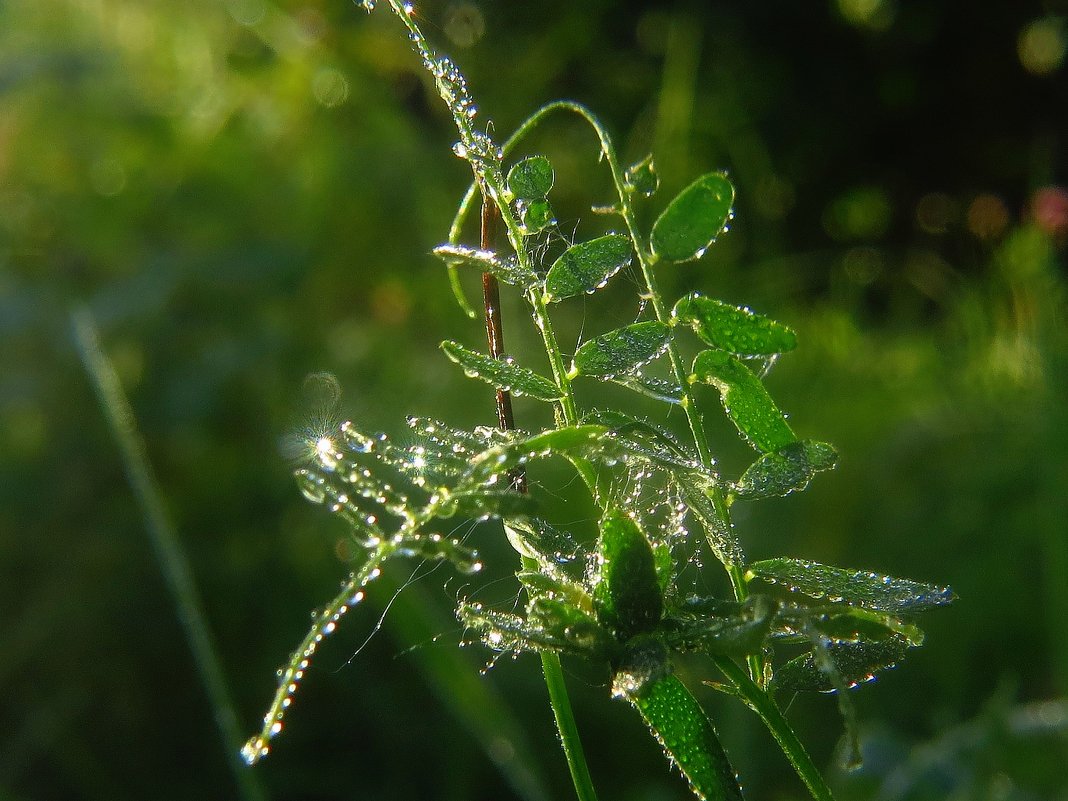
[{"left": 2, "top": 0, "right": 1066, "bottom": 799}]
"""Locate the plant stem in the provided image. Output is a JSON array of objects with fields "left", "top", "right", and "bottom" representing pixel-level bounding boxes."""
[
  {"left": 549, "top": 103, "right": 767, "bottom": 685},
  {"left": 712, "top": 657, "right": 836, "bottom": 801},
  {"left": 480, "top": 178, "right": 596, "bottom": 800},
  {"left": 539, "top": 650, "right": 601, "bottom": 801}
]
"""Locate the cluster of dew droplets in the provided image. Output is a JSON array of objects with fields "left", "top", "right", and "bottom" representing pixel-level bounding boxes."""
[
  {"left": 392, "top": 1, "right": 503, "bottom": 183},
  {"left": 241, "top": 565, "right": 381, "bottom": 766},
  {"left": 754, "top": 560, "right": 954, "bottom": 612},
  {"left": 245, "top": 417, "right": 503, "bottom": 766}
]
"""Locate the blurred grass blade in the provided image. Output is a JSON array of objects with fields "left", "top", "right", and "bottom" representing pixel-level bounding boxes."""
[
  {"left": 748, "top": 558, "right": 956, "bottom": 612},
  {"left": 544, "top": 234, "right": 632, "bottom": 301},
  {"left": 733, "top": 440, "right": 838, "bottom": 500},
  {"left": 572, "top": 321, "right": 671, "bottom": 378},
  {"left": 692, "top": 349, "right": 797, "bottom": 452},
  {"left": 651, "top": 172, "right": 734, "bottom": 263},
  {"left": 441, "top": 340, "right": 563, "bottom": 401},
  {"left": 673, "top": 293, "right": 797, "bottom": 355},
  {"left": 377, "top": 577, "right": 553, "bottom": 801},
  {"left": 71, "top": 308, "right": 268, "bottom": 801}
]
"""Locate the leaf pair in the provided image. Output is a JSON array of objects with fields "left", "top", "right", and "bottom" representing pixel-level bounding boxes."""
[{"left": 747, "top": 556, "right": 954, "bottom": 694}]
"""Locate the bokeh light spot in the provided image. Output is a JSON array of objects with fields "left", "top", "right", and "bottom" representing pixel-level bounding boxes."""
[
  {"left": 444, "top": 3, "right": 485, "bottom": 49},
  {"left": 837, "top": 0, "right": 896, "bottom": 31},
  {"left": 90, "top": 157, "right": 127, "bottom": 197},
  {"left": 1029, "top": 185, "right": 1068, "bottom": 239},
  {"left": 1018, "top": 17, "right": 1067, "bottom": 75},
  {"left": 843, "top": 246, "right": 885, "bottom": 285},
  {"left": 753, "top": 175, "right": 796, "bottom": 220},
  {"left": 371, "top": 279, "right": 412, "bottom": 325},
  {"left": 312, "top": 68, "right": 350, "bottom": 108},
  {"left": 966, "top": 193, "right": 1010, "bottom": 240},
  {"left": 915, "top": 192, "right": 959, "bottom": 234},
  {"left": 226, "top": 0, "right": 267, "bottom": 28},
  {"left": 823, "top": 186, "right": 893, "bottom": 242}
]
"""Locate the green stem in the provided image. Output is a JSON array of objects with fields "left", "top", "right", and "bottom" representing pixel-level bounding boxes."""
[
  {"left": 382, "top": 9, "right": 599, "bottom": 800},
  {"left": 540, "top": 649, "right": 601, "bottom": 801},
  {"left": 712, "top": 657, "right": 836, "bottom": 801},
  {"left": 543, "top": 104, "right": 766, "bottom": 686}
]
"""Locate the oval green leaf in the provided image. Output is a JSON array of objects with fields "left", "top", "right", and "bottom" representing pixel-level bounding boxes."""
[
  {"left": 593, "top": 509, "right": 663, "bottom": 637},
  {"left": 628, "top": 674, "right": 744, "bottom": 801},
  {"left": 572, "top": 321, "right": 671, "bottom": 378},
  {"left": 673, "top": 293, "right": 797, "bottom": 355},
  {"left": 733, "top": 440, "right": 838, "bottom": 500},
  {"left": 651, "top": 172, "right": 735, "bottom": 263},
  {"left": 544, "top": 234, "right": 632, "bottom": 301},
  {"left": 440, "top": 340, "right": 562, "bottom": 402},
  {"left": 747, "top": 557, "right": 956, "bottom": 613},
  {"left": 507, "top": 155, "right": 554, "bottom": 200},
  {"left": 692, "top": 349, "right": 796, "bottom": 452},
  {"left": 519, "top": 198, "right": 555, "bottom": 234}
]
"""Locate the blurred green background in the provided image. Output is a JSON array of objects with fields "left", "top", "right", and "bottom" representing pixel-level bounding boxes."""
[{"left": 2, "top": 0, "right": 1067, "bottom": 799}]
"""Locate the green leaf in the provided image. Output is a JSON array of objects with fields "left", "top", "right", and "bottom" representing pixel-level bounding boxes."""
[
  {"left": 748, "top": 557, "right": 956, "bottom": 613},
  {"left": 624, "top": 154, "right": 659, "bottom": 197},
  {"left": 458, "top": 604, "right": 568, "bottom": 655},
  {"left": 463, "top": 425, "right": 615, "bottom": 488},
  {"left": 593, "top": 509, "right": 663, "bottom": 637},
  {"left": 733, "top": 440, "right": 838, "bottom": 500},
  {"left": 505, "top": 518, "right": 580, "bottom": 569},
  {"left": 611, "top": 373, "right": 684, "bottom": 404},
  {"left": 626, "top": 672, "right": 744, "bottom": 801},
  {"left": 692, "top": 349, "right": 796, "bottom": 452},
  {"left": 651, "top": 172, "right": 735, "bottom": 263},
  {"left": 544, "top": 234, "right": 632, "bottom": 301},
  {"left": 433, "top": 243, "right": 535, "bottom": 289},
  {"left": 439, "top": 487, "right": 535, "bottom": 520},
  {"left": 675, "top": 472, "right": 746, "bottom": 568},
  {"left": 663, "top": 594, "right": 778, "bottom": 658},
  {"left": 519, "top": 199, "right": 555, "bottom": 233},
  {"left": 528, "top": 597, "right": 608, "bottom": 654},
  {"left": 673, "top": 293, "right": 797, "bottom": 356},
  {"left": 507, "top": 155, "right": 554, "bottom": 200},
  {"left": 774, "top": 636, "right": 913, "bottom": 693},
  {"left": 809, "top": 607, "right": 925, "bottom": 647},
  {"left": 572, "top": 321, "right": 671, "bottom": 378},
  {"left": 440, "top": 340, "right": 562, "bottom": 402},
  {"left": 583, "top": 409, "right": 708, "bottom": 477}
]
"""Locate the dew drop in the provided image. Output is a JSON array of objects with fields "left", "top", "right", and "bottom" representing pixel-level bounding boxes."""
[{"left": 295, "top": 470, "right": 326, "bottom": 504}]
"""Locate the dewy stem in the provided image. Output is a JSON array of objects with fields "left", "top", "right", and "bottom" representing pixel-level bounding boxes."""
[
  {"left": 712, "top": 657, "right": 836, "bottom": 801},
  {"left": 382, "top": 0, "right": 602, "bottom": 787},
  {"left": 480, "top": 191, "right": 595, "bottom": 801},
  {"left": 555, "top": 104, "right": 769, "bottom": 684},
  {"left": 449, "top": 98, "right": 767, "bottom": 684}
]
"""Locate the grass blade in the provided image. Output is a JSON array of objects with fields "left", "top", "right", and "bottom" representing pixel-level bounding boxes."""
[{"left": 71, "top": 308, "right": 267, "bottom": 801}]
